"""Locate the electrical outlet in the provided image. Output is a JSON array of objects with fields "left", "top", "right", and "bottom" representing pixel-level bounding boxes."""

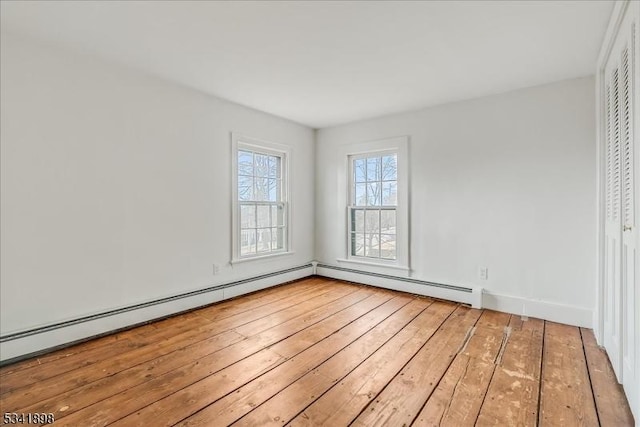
[
  {"left": 213, "top": 264, "right": 220, "bottom": 275},
  {"left": 479, "top": 267, "right": 488, "bottom": 280}
]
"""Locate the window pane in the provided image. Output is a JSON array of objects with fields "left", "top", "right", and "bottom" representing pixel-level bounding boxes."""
[
  {"left": 238, "top": 175, "right": 254, "bottom": 201},
  {"left": 365, "top": 233, "right": 380, "bottom": 257},
  {"left": 352, "top": 233, "right": 365, "bottom": 256},
  {"left": 254, "top": 178, "right": 269, "bottom": 201},
  {"left": 382, "top": 181, "right": 397, "bottom": 205},
  {"left": 367, "top": 182, "right": 381, "bottom": 206},
  {"left": 268, "top": 156, "right": 280, "bottom": 178},
  {"left": 268, "top": 179, "right": 278, "bottom": 202},
  {"left": 257, "top": 228, "right": 271, "bottom": 252},
  {"left": 351, "top": 209, "right": 364, "bottom": 232},
  {"left": 238, "top": 151, "right": 253, "bottom": 176},
  {"left": 257, "top": 205, "right": 270, "bottom": 228},
  {"left": 380, "top": 210, "right": 396, "bottom": 234},
  {"left": 380, "top": 234, "right": 396, "bottom": 259},
  {"left": 382, "top": 155, "right": 397, "bottom": 181},
  {"left": 365, "top": 209, "right": 380, "bottom": 233},
  {"left": 240, "top": 204, "right": 256, "bottom": 229},
  {"left": 271, "top": 204, "right": 283, "bottom": 227},
  {"left": 254, "top": 154, "right": 270, "bottom": 178},
  {"left": 354, "top": 159, "right": 366, "bottom": 183},
  {"left": 241, "top": 229, "right": 256, "bottom": 256},
  {"left": 367, "top": 157, "right": 381, "bottom": 182},
  {"left": 355, "top": 183, "right": 366, "bottom": 206},
  {"left": 272, "top": 227, "right": 284, "bottom": 250}
]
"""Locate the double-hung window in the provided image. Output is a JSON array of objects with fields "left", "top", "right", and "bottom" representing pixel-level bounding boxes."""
[
  {"left": 349, "top": 152, "right": 398, "bottom": 260},
  {"left": 233, "top": 134, "right": 289, "bottom": 261},
  {"left": 341, "top": 136, "right": 408, "bottom": 271}
]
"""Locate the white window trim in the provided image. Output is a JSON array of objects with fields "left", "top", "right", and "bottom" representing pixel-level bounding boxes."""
[
  {"left": 336, "top": 257, "right": 411, "bottom": 271},
  {"left": 231, "top": 133, "right": 293, "bottom": 264},
  {"left": 343, "top": 136, "right": 410, "bottom": 271}
]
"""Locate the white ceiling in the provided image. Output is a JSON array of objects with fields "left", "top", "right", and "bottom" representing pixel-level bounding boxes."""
[{"left": 1, "top": 1, "right": 613, "bottom": 128}]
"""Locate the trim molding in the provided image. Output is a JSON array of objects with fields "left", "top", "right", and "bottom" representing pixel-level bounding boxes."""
[
  {"left": 316, "top": 263, "right": 482, "bottom": 308},
  {"left": 482, "top": 291, "right": 593, "bottom": 328},
  {"left": 1, "top": 262, "right": 596, "bottom": 364},
  {"left": 316, "top": 263, "right": 592, "bottom": 328},
  {"left": 0, "top": 264, "right": 313, "bottom": 364}
]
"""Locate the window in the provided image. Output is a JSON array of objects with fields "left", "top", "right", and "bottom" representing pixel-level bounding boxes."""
[
  {"left": 349, "top": 152, "right": 398, "bottom": 260},
  {"left": 340, "top": 136, "right": 408, "bottom": 271},
  {"left": 232, "top": 134, "right": 289, "bottom": 261}
]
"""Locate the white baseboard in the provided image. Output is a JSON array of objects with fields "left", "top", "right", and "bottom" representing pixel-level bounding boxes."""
[
  {"left": 316, "top": 265, "right": 483, "bottom": 308},
  {"left": 0, "top": 265, "right": 313, "bottom": 363},
  {"left": 221, "top": 267, "right": 313, "bottom": 300},
  {"left": 482, "top": 291, "right": 593, "bottom": 328},
  {"left": 592, "top": 309, "right": 603, "bottom": 345},
  {"left": 316, "top": 264, "right": 592, "bottom": 328},
  {"left": 1, "top": 264, "right": 594, "bottom": 363}
]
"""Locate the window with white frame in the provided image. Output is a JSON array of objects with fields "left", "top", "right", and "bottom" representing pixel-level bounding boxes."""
[
  {"left": 233, "top": 136, "right": 288, "bottom": 260},
  {"left": 349, "top": 151, "right": 398, "bottom": 260},
  {"left": 338, "top": 137, "right": 409, "bottom": 270}
]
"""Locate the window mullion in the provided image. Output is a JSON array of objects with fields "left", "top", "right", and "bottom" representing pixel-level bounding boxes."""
[
  {"left": 378, "top": 209, "right": 382, "bottom": 259},
  {"left": 253, "top": 203, "right": 258, "bottom": 255}
]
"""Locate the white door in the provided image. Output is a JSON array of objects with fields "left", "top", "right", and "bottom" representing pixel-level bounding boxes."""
[
  {"left": 604, "top": 54, "right": 623, "bottom": 380},
  {"left": 601, "top": 2, "right": 639, "bottom": 419},
  {"left": 620, "top": 7, "right": 639, "bottom": 418}
]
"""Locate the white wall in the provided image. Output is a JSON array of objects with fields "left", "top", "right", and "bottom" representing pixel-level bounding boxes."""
[
  {"left": 0, "top": 28, "right": 597, "bottom": 356},
  {"left": 315, "top": 77, "right": 596, "bottom": 325},
  {"left": 0, "top": 32, "right": 315, "bottom": 338}
]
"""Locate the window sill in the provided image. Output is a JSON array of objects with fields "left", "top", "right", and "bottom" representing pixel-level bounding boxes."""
[
  {"left": 336, "top": 257, "right": 411, "bottom": 273},
  {"left": 231, "top": 251, "right": 295, "bottom": 265}
]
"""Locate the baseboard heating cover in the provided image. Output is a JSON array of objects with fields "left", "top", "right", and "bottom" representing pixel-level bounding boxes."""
[
  {"left": 315, "top": 263, "right": 483, "bottom": 309},
  {"left": 0, "top": 263, "right": 313, "bottom": 364}
]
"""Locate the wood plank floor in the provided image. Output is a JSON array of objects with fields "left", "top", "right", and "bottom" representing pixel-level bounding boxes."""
[{"left": 0, "top": 277, "right": 634, "bottom": 426}]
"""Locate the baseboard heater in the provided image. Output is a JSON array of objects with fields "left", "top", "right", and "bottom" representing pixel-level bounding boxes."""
[
  {"left": 0, "top": 263, "right": 313, "bottom": 365},
  {"left": 314, "top": 262, "right": 483, "bottom": 309}
]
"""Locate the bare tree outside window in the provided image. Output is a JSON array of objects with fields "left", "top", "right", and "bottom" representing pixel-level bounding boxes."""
[{"left": 350, "top": 153, "right": 397, "bottom": 260}]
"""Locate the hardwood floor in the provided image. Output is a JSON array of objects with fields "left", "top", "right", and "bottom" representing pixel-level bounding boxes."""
[{"left": 0, "top": 277, "right": 634, "bottom": 426}]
